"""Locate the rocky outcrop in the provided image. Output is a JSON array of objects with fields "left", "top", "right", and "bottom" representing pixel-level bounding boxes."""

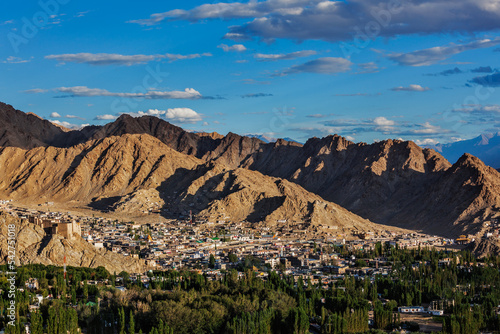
[{"left": 0, "top": 212, "right": 146, "bottom": 273}]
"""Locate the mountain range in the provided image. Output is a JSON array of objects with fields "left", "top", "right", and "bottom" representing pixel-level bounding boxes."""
[
  {"left": 1, "top": 101, "right": 499, "bottom": 237},
  {"left": 429, "top": 133, "right": 500, "bottom": 169}
]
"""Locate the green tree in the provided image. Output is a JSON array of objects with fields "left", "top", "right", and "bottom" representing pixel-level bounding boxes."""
[
  {"left": 209, "top": 254, "right": 216, "bottom": 268},
  {"left": 129, "top": 310, "right": 135, "bottom": 334},
  {"left": 228, "top": 253, "right": 238, "bottom": 263}
]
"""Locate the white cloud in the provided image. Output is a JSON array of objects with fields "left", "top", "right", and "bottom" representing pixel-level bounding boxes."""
[
  {"left": 163, "top": 53, "right": 212, "bottom": 61},
  {"left": 218, "top": 44, "right": 247, "bottom": 52},
  {"left": 409, "top": 122, "right": 443, "bottom": 134},
  {"left": 46, "top": 53, "right": 156, "bottom": 66},
  {"left": 125, "top": 108, "right": 203, "bottom": 124},
  {"left": 95, "top": 114, "right": 118, "bottom": 121},
  {"left": 24, "top": 88, "right": 49, "bottom": 94},
  {"left": 254, "top": 50, "right": 317, "bottom": 61},
  {"left": 414, "top": 138, "right": 440, "bottom": 146},
  {"left": 391, "top": 84, "right": 430, "bottom": 92},
  {"left": 345, "top": 135, "right": 355, "bottom": 141},
  {"left": 3, "top": 56, "right": 31, "bottom": 64},
  {"left": 357, "top": 62, "right": 380, "bottom": 74},
  {"left": 50, "top": 112, "right": 61, "bottom": 118},
  {"left": 50, "top": 120, "right": 83, "bottom": 129},
  {"left": 45, "top": 52, "right": 212, "bottom": 66},
  {"left": 277, "top": 57, "right": 352, "bottom": 76},
  {"left": 373, "top": 117, "right": 395, "bottom": 126},
  {"left": 75, "top": 11, "right": 91, "bottom": 18},
  {"left": 28, "top": 86, "right": 204, "bottom": 100},
  {"left": 321, "top": 117, "right": 453, "bottom": 139},
  {"left": 65, "top": 114, "right": 86, "bottom": 120},
  {"left": 373, "top": 117, "right": 396, "bottom": 132},
  {"left": 452, "top": 104, "right": 500, "bottom": 115},
  {"left": 164, "top": 108, "right": 203, "bottom": 123},
  {"left": 386, "top": 38, "right": 500, "bottom": 66}
]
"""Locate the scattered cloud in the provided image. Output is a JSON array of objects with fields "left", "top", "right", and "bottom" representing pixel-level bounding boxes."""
[
  {"left": 254, "top": 50, "right": 317, "bottom": 61},
  {"left": 3, "top": 56, "right": 31, "bottom": 64},
  {"left": 50, "top": 120, "right": 83, "bottom": 129},
  {"left": 24, "top": 88, "right": 49, "bottom": 94},
  {"left": 241, "top": 93, "right": 273, "bottom": 98},
  {"left": 321, "top": 117, "right": 448, "bottom": 137},
  {"left": 307, "top": 114, "right": 329, "bottom": 118},
  {"left": 45, "top": 52, "right": 211, "bottom": 65},
  {"left": 408, "top": 122, "right": 444, "bottom": 134},
  {"left": 65, "top": 114, "right": 86, "bottom": 120},
  {"left": 471, "top": 66, "right": 495, "bottom": 73},
  {"left": 453, "top": 104, "right": 500, "bottom": 115},
  {"left": 276, "top": 57, "right": 352, "bottom": 76},
  {"left": 469, "top": 73, "right": 500, "bottom": 87},
  {"left": 386, "top": 38, "right": 500, "bottom": 66},
  {"left": 427, "top": 67, "right": 463, "bottom": 76},
  {"left": 163, "top": 53, "right": 212, "bottom": 62},
  {"left": 357, "top": 62, "right": 379, "bottom": 74},
  {"left": 373, "top": 117, "right": 396, "bottom": 132},
  {"left": 414, "top": 138, "right": 440, "bottom": 146},
  {"left": 345, "top": 136, "right": 355, "bottom": 142},
  {"left": 1, "top": 20, "right": 14, "bottom": 25},
  {"left": 75, "top": 11, "right": 91, "bottom": 18},
  {"left": 242, "top": 79, "right": 271, "bottom": 85},
  {"left": 95, "top": 114, "right": 117, "bottom": 121},
  {"left": 391, "top": 84, "right": 430, "bottom": 92},
  {"left": 218, "top": 44, "right": 247, "bottom": 52},
  {"left": 131, "top": 0, "right": 500, "bottom": 43},
  {"left": 50, "top": 112, "right": 61, "bottom": 118},
  {"left": 27, "top": 86, "right": 204, "bottom": 100},
  {"left": 126, "top": 108, "right": 203, "bottom": 123}
]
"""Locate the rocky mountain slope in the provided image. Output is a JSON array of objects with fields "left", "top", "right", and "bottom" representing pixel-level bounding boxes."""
[
  {"left": 0, "top": 212, "right": 146, "bottom": 273},
  {"left": 1, "top": 103, "right": 500, "bottom": 236},
  {"left": 0, "top": 102, "right": 66, "bottom": 148},
  {"left": 0, "top": 133, "right": 380, "bottom": 230}
]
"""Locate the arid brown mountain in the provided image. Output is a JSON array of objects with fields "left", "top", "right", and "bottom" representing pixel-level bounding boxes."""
[
  {"left": 1, "top": 103, "right": 500, "bottom": 237},
  {"left": 0, "top": 134, "right": 200, "bottom": 202},
  {"left": 0, "top": 212, "right": 146, "bottom": 273},
  {"left": 0, "top": 133, "right": 382, "bottom": 231},
  {"left": 243, "top": 137, "right": 500, "bottom": 236},
  {"left": 125, "top": 161, "right": 386, "bottom": 232}
]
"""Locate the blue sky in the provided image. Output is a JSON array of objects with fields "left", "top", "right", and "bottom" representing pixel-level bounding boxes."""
[{"left": 1, "top": 0, "right": 500, "bottom": 145}]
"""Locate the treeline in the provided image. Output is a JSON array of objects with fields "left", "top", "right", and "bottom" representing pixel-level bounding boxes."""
[{"left": 3, "top": 245, "right": 500, "bottom": 333}]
